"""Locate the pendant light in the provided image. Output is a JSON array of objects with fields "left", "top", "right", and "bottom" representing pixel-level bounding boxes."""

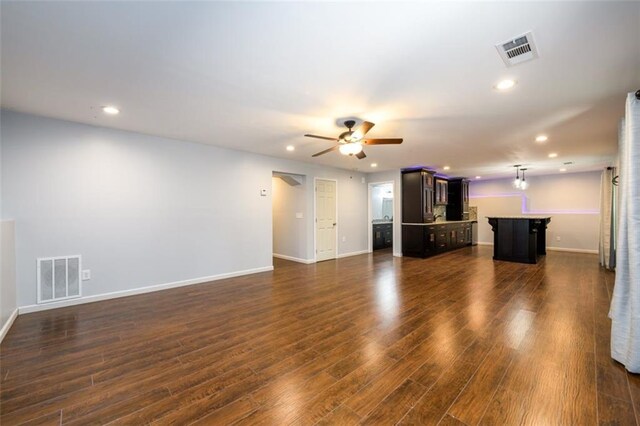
[
  {"left": 513, "top": 165, "right": 522, "bottom": 189},
  {"left": 520, "top": 168, "right": 528, "bottom": 190}
]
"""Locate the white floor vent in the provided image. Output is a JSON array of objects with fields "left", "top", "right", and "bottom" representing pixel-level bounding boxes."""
[{"left": 37, "top": 255, "right": 82, "bottom": 304}]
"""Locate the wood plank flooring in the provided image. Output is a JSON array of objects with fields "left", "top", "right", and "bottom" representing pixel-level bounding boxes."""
[{"left": 1, "top": 246, "right": 637, "bottom": 425}]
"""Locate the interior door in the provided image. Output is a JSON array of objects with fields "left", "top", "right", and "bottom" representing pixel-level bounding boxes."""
[{"left": 316, "top": 179, "right": 337, "bottom": 261}]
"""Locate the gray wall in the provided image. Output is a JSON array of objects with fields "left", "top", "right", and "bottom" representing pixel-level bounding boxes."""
[
  {"left": 470, "top": 171, "right": 602, "bottom": 252},
  {"left": 1, "top": 110, "right": 368, "bottom": 308},
  {"left": 272, "top": 175, "right": 307, "bottom": 261}
]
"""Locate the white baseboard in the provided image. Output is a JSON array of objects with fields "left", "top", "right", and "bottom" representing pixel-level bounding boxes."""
[
  {"left": 273, "top": 253, "right": 315, "bottom": 264},
  {"left": 547, "top": 247, "right": 598, "bottom": 254},
  {"left": 0, "top": 308, "right": 18, "bottom": 343},
  {"left": 337, "top": 249, "right": 369, "bottom": 259},
  {"left": 18, "top": 265, "right": 274, "bottom": 314},
  {"left": 475, "top": 241, "right": 596, "bottom": 254}
]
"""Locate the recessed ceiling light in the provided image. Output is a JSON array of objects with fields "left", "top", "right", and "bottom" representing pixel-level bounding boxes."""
[
  {"left": 475, "top": 176, "right": 482, "bottom": 179},
  {"left": 495, "top": 79, "right": 516, "bottom": 91},
  {"left": 102, "top": 106, "right": 120, "bottom": 115},
  {"left": 286, "top": 145, "right": 295, "bottom": 152},
  {"left": 548, "top": 153, "right": 558, "bottom": 158},
  {"left": 535, "top": 135, "right": 548, "bottom": 143},
  {"left": 443, "top": 166, "right": 450, "bottom": 171},
  {"left": 370, "top": 163, "right": 378, "bottom": 168},
  {"left": 559, "top": 168, "right": 567, "bottom": 172}
]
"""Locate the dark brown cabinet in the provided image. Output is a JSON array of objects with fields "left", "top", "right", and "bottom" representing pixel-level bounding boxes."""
[
  {"left": 373, "top": 223, "right": 393, "bottom": 250},
  {"left": 402, "top": 168, "right": 435, "bottom": 223},
  {"left": 487, "top": 217, "right": 551, "bottom": 264},
  {"left": 434, "top": 178, "right": 448, "bottom": 205},
  {"left": 402, "top": 221, "right": 475, "bottom": 258},
  {"left": 446, "top": 178, "right": 470, "bottom": 220}
]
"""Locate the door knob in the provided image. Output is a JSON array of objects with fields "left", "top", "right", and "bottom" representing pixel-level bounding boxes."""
[{"left": 333, "top": 223, "right": 337, "bottom": 226}]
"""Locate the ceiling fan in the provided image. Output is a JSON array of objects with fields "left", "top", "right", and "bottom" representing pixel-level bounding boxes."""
[{"left": 305, "top": 120, "right": 403, "bottom": 160}]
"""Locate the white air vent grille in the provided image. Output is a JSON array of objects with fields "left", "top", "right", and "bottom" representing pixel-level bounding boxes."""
[
  {"left": 496, "top": 31, "right": 539, "bottom": 67},
  {"left": 37, "top": 255, "right": 82, "bottom": 304}
]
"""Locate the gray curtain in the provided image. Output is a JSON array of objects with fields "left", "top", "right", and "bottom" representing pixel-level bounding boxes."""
[{"left": 610, "top": 92, "right": 640, "bottom": 373}]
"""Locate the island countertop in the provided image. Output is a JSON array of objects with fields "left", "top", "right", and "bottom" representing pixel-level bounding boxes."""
[{"left": 402, "top": 220, "right": 477, "bottom": 225}]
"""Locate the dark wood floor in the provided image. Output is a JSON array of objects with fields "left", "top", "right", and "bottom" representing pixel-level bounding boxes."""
[{"left": 1, "top": 246, "right": 638, "bottom": 425}]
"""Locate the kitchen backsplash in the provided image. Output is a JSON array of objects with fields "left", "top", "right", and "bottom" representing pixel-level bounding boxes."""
[
  {"left": 434, "top": 205, "right": 446, "bottom": 220},
  {"left": 469, "top": 206, "right": 478, "bottom": 221}
]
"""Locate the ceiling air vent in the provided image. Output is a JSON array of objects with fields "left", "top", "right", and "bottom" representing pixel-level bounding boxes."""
[{"left": 495, "top": 31, "right": 539, "bottom": 67}]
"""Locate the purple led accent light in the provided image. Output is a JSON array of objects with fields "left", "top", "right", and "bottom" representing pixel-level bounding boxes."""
[{"left": 469, "top": 193, "right": 599, "bottom": 215}]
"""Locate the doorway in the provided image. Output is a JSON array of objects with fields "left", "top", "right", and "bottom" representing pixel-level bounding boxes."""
[
  {"left": 315, "top": 178, "right": 337, "bottom": 262},
  {"left": 368, "top": 181, "right": 395, "bottom": 253},
  {"left": 272, "top": 172, "right": 308, "bottom": 265}
]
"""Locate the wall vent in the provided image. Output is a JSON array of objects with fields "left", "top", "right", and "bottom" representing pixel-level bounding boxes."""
[
  {"left": 495, "top": 31, "right": 539, "bottom": 67},
  {"left": 37, "top": 255, "right": 82, "bottom": 304}
]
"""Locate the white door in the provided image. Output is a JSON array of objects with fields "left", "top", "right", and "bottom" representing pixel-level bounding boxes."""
[{"left": 316, "top": 179, "right": 337, "bottom": 262}]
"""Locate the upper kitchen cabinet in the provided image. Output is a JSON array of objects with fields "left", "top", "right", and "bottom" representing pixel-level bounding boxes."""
[
  {"left": 434, "top": 178, "right": 448, "bottom": 205},
  {"left": 402, "top": 168, "right": 435, "bottom": 223},
  {"left": 446, "top": 178, "right": 470, "bottom": 220}
]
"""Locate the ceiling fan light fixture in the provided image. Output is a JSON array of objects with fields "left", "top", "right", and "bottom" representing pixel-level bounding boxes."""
[{"left": 339, "top": 142, "right": 363, "bottom": 156}]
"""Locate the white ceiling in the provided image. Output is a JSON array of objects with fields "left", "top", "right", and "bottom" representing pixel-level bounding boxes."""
[{"left": 2, "top": 2, "right": 639, "bottom": 178}]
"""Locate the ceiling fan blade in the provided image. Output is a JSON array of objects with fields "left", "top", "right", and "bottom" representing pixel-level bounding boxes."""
[
  {"left": 363, "top": 138, "right": 403, "bottom": 145},
  {"left": 355, "top": 150, "right": 367, "bottom": 160},
  {"left": 312, "top": 145, "right": 339, "bottom": 157},
  {"left": 351, "top": 121, "right": 375, "bottom": 140},
  {"left": 304, "top": 134, "right": 339, "bottom": 141}
]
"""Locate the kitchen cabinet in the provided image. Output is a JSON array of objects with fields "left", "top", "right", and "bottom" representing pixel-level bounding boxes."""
[
  {"left": 373, "top": 223, "right": 393, "bottom": 250},
  {"left": 447, "top": 178, "right": 470, "bottom": 220},
  {"left": 434, "top": 178, "right": 448, "bottom": 205},
  {"left": 402, "top": 221, "right": 476, "bottom": 258},
  {"left": 402, "top": 168, "right": 435, "bottom": 223}
]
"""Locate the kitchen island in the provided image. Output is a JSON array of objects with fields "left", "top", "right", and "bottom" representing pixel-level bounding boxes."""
[{"left": 487, "top": 216, "right": 552, "bottom": 264}]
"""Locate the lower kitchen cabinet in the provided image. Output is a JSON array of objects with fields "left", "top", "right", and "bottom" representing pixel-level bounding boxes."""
[{"left": 402, "top": 222, "right": 474, "bottom": 258}]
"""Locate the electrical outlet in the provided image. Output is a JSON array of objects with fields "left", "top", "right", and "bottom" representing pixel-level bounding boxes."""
[
  {"left": 556, "top": 236, "right": 561, "bottom": 241},
  {"left": 342, "top": 236, "right": 347, "bottom": 242},
  {"left": 82, "top": 270, "right": 91, "bottom": 281},
  {"left": 295, "top": 212, "right": 303, "bottom": 219}
]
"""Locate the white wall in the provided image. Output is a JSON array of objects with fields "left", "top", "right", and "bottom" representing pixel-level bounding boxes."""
[
  {"left": 1, "top": 110, "right": 369, "bottom": 309},
  {"left": 470, "top": 171, "right": 602, "bottom": 252},
  {"left": 368, "top": 170, "right": 402, "bottom": 257},
  {"left": 272, "top": 174, "right": 307, "bottom": 261}
]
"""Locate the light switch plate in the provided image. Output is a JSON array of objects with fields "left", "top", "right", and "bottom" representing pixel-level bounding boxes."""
[
  {"left": 295, "top": 212, "right": 303, "bottom": 219},
  {"left": 82, "top": 270, "right": 91, "bottom": 281},
  {"left": 260, "top": 189, "right": 267, "bottom": 196}
]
